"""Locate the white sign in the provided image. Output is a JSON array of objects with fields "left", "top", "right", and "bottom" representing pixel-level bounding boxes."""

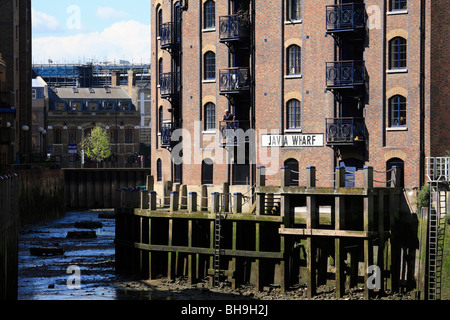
[{"left": 261, "top": 134, "right": 324, "bottom": 147}]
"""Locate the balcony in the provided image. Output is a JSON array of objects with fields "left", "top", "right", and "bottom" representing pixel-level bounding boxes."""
[
  {"left": 326, "top": 60, "right": 365, "bottom": 89},
  {"left": 159, "top": 72, "right": 180, "bottom": 99},
  {"left": 326, "top": 3, "right": 366, "bottom": 33},
  {"left": 219, "top": 120, "right": 251, "bottom": 146},
  {"left": 219, "top": 14, "right": 250, "bottom": 43},
  {"left": 219, "top": 68, "right": 250, "bottom": 95},
  {"left": 160, "top": 122, "right": 174, "bottom": 148},
  {"left": 160, "top": 22, "right": 180, "bottom": 51},
  {"left": 325, "top": 118, "right": 366, "bottom": 146}
]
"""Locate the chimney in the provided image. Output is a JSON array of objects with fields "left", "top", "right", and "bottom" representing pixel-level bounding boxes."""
[
  {"left": 128, "top": 69, "right": 136, "bottom": 87},
  {"left": 111, "top": 71, "right": 121, "bottom": 87}
]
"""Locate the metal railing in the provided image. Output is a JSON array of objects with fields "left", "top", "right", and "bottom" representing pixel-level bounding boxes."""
[
  {"left": 160, "top": 22, "right": 180, "bottom": 48},
  {"left": 160, "top": 122, "right": 174, "bottom": 147},
  {"left": 219, "top": 14, "right": 250, "bottom": 41},
  {"left": 219, "top": 68, "right": 250, "bottom": 93},
  {"left": 160, "top": 72, "right": 180, "bottom": 98},
  {"left": 326, "top": 117, "right": 366, "bottom": 144},
  {"left": 326, "top": 3, "right": 366, "bottom": 31},
  {"left": 426, "top": 157, "right": 450, "bottom": 182},
  {"left": 219, "top": 120, "right": 251, "bottom": 144},
  {"left": 326, "top": 60, "right": 365, "bottom": 87}
]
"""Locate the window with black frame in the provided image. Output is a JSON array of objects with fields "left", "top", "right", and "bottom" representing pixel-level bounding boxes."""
[
  {"left": 287, "top": 99, "right": 301, "bottom": 129},
  {"left": 389, "top": 37, "right": 407, "bottom": 69},
  {"left": 204, "top": 102, "right": 216, "bottom": 130},
  {"left": 287, "top": 45, "right": 301, "bottom": 75},
  {"left": 287, "top": 0, "right": 301, "bottom": 21},
  {"left": 390, "top": 0, "right": 407, "bottom": 11},
  {"left": 389, "top": 95, "right": 407, "bottom": 127},
  {"left": 204, "top": 51, "right": 216, "bottom": 80},
  {"left": 204, "top": 0, "right": 216, "bottom": 29}
]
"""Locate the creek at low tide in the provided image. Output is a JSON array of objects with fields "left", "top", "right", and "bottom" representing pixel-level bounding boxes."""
[{"left": 17, "top": 210, "right": 145, "bottom": 300}]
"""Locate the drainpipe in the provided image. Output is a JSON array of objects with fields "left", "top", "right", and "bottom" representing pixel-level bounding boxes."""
[{"left": 419, "top": 0, "right": 425, "bottom": 187}]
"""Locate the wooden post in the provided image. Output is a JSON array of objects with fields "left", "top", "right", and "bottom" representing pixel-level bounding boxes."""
[
  {"left": 257, "top": 166, "right": 266, "bottom": 187},
  {"left": 233, "top": 193, "right": 242, "bottom": 214},
  {"left": 377, "top": 190, "right": 385, "bottom": 294},
  {"left": 281, "top": 167, "right": 291, "bottom": 187},
  {"left": 168, "top": 219, "right": 174, "bottom": 280},
  {"left": 255, "top": 222, "right": 262, "bottom": 291},
  {"left": 201, "top": 185, "right": 208, "bottom": 211},
  {"left": 306, "top": 166, "right": 316, "bottom": 188},
  {"left": 170, "top": 191, "right": 179, "bottom": 212},
  {"left": 256, "top": 192, "right": 265, "bottom": 216},
  {"left": 335, "top": 194, "right": 346, "bottom": 298},
  {"left": 146, "top": 175, "right": 154, "bottom": 191},
  {"left": 211, "top": 192, "right": 220, "bottom": 213},
  {"left": 335, "top": 167, "right": 345, "bottom": 188},
  {"left": 149, "top": 191, "right": 157, "bottom": 211},
  {"left": 188, "top": 220, "right": 194, "bottom": 285},
  {"left": 364, "top": 166, "right": 374, "bottom": 189},
  {"left": 223, "top": 182, "right": 230, "bottom": 212},
  {"left": 141, "top": 190, "right": 149, "bottom": 210},
  {"left": 180, "top": 185, "right": 188, "bottom": 210},
  {"left": 364, "top": 189, "right": 374, "bottom": 299},
  {"left": 189, "top": 192, "right": 198, "bottom": 213},
  {"left": 231, "top": 221, "right": 237, "bottom": 288},
  {"left": 307, "top": 194, "right": 317, "bottom": 298}
]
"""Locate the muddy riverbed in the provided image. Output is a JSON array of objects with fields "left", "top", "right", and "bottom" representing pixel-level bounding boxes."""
[{"left": 18, "top": 210, "right": 414, "bottom": 301}]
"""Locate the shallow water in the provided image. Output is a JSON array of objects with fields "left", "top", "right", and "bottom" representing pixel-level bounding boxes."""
[{"left": 17, "top": 211, "right": 145, "bottom": 300}]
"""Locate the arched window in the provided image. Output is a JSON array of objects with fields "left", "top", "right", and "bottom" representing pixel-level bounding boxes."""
[
  {"left": 204, "top": 51, "right": 216, "bottom": 80},
  {"left": 157, "top": 159, "right": 162, "bottom": 181},
  {"left": 202, "top": 159, "right": 214, "bottom": 185},
  {"left": 204, "top": 0, "right": 215, "bottom": 29},
  {"left": 389, "top": 95, "right": 406, "bottom": 127},
  {"left": 287, "top": 0, "right": 301, "bottom": 21},
  {"left": 287, "top": 99, "right": 301, "bottom": 129},
  {"left": 204, "top": 102, "right": 216, "bottom": 130},
  {"left": 158, "top": 106, "right": 163, "bottom": 132},
  {"left": 284, "top": 158, "right": 299, "bottom": 186},
  {"left": 156, "top": 7, "right": 163, "bottom": 37},
  {"left": 387, "top": 158, "right": 404, "bottom": 188},
  {"left": 389, "top": 37, "right": 407, "bottom": 69},
  {"left": 287, "top": 45, "right": 301, "bottom": 75},
  {"left": 390, "top": 0, "right": 407, "bottom": 11}
]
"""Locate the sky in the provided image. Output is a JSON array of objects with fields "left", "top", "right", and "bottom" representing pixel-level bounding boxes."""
[{"left": 32, "top": 0, "right": 151, "bottom": 65}]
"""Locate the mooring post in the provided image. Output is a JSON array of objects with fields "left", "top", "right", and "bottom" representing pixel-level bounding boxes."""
[
  {"left": 201, "top": 185, "right": 208, "bottom": 211},
  {"left": 335, "top": 167, "right": 345, "bottom": 188},
  {"left": 233, "top": 193, "right": 242, "bottom": 214},
  {"left": 188, "top": 192, "right": 197, "bottom": 213},
  {"left": 211, "top": 192, "right": 220, "bottom": 213},
  {"left": 149, "top": 191, "right": 157, "bottom": 211},
  {"left": 256, "top": 191, "right": 265, "bottom": 216},
  {"left": 140, "top": 190, "right": 149, "bottom": 210},
  {"left": 223, "top": 182, "right": 230, "bottom": 212},
  {"left": 306, "top": 166, "right": 316, "bottom": 188},
  {"left": 335, "top": 191, "right": 346, "bottom": 298},
  {"left": 257, "top": 166, "right": 266, "bottom": 187},
  {"left": 180, "top": 185, "right": 188, "bottom": 210},
  {"left": 363, "top": 175, "right": 374, "bottom": 299},
  {"left": 170, "top": 191, "right": 179, "bottom": 212},
  {"left": 164, "top": 181, "right": 172, "bottom": 207},
  {"left": 390, "top": 166, "right": 399, "bottom": 188},
  {"left": 364, "top": 166, "right": 374, "bottom": 188},
  {"left": 306, "top": 192, "right": 318, "bottom": 298},
  {"left": 146, "top": 175, "right": 154, "bottom": 191},
  {"left": 281, "top": 166, "right": 291, "bottom": 187},
  {"left": 377, "top": 189, "right": 385, "bottom": 295}
]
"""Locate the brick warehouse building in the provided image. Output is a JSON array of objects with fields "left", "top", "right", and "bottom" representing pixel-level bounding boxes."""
[{"left": 150, "top": 0, "right": 449, "bottom": 194}]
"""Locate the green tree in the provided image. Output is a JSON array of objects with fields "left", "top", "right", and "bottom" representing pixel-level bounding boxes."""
[{"left": 80, "top": 126, "right": 111, "bottom": 167}]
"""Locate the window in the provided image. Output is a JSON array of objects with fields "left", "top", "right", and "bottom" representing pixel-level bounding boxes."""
[
  {"left": 104, "top": 102, "right": 114, "bottom": 111},
  {"left": 157, "top": 7, "right": 163, "bottom": 37},
  {"left": 158, "top": 58, "right": 163, "bottom": 86},
  {"left": 55, "top": 102, "right": 65, "bottom": 111},
  {"left": 390, "top": 0, "right": 407, "bottom": 11},
  {"left": 71, "top": 102, "right": 82, "bottom": 111},
  {"left": 287, "top": 99, "right": 301, "bottom": 129},
  {"left": 201, "top": 159, "right": 214, "bottom": 185},
  {"left": 389, "top": 37, "right": 407, "bottom": 69},
  {"left": 157, "top": 159, "right": 162, "bottom": 181},
  {"left": 204, "top": 51, "right": 216, "bottom": 80},
  {"left": 287, "top": 0, "right": 301, "bottom": 21},
  {"left": 158, "top": 106, "right": 163, "bottom": 132},
  {"left": 32, "top": 89, "right": 36, "bottom": 99},
  {"left": 68, "top": 129, "right": 77, "bottom": 144},
  {"left": 386, "top": 158, "right": 404, "bottom": 188},
  {"left": 287, "top": 45, "right": 301, "bottom": 75},
  {"left": 389, "top": 95, "right": 406, "bottom": 127},
  {"left": 204, "top": 0, "right": 215, "bottom": 29},
  {"left": 88, "top": 102, "right": 98, "bottom": 111},
  {"left": 204, "top": 103, "right": 216, "bottom": 130},
  {"left": 110, "top": 129, "right": 118, "bottom": 144},
  {"left": 53, "top": 129, "right": 62, "bottom": 144},
  {"left": 125, "top": 129, "right": 133, "bottom": 144}
]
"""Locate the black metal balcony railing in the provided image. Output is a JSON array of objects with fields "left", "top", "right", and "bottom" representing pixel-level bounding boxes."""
[
  {"left": 219, "top": 14, "right": 250, "bottom": 42},
  {"left": 160, "top": 122, "right": 174, "bottom": 147},
  {"left": 326, "top": 60, "right": 365, "bottom": 88},
  {"left": 326, "top": 118, "right": 366, "bottom": 145},
  {"left": 160, "top": 22, "right": 180, "bottom": 49},
  {"left": 326, "top": 3, "right": 366, "bottom": 32},
  {"left": 219, "top": 68, "right": 250, "bottom": 93},
  {"left": 219, "top": 120, "right": 251, "bottom": 145},
  {"left": 160, "top": 72, "right": 180, "bottom": 98}
]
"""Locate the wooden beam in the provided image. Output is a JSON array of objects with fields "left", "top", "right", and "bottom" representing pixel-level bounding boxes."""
[{"left": 279, "top": 227, "right": 375, "bottom": 238}]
